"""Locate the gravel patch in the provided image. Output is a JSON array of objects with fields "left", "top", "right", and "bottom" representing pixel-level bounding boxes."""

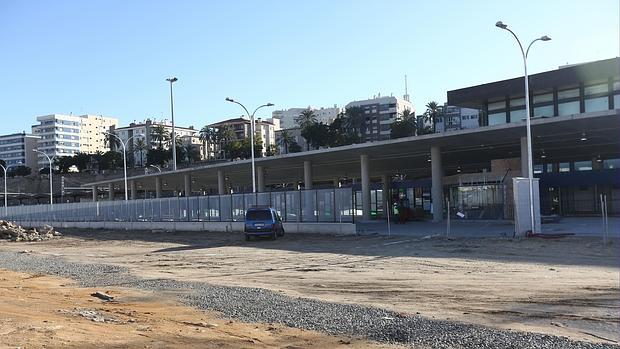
[{"left": 0, "top": 251, "right": 617, "bottom": 349}]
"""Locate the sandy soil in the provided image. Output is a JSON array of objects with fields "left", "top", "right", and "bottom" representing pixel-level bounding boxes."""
[
  {"left": 0, "top": 269, "right": 400, "bottom": 349},
  {"left": 1, "top": 230, "right": 618, "bottom": 345}
]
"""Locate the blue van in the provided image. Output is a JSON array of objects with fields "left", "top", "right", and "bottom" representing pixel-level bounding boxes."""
[{"left": 244, "top": 206, "right": 285, "bottom": 241}]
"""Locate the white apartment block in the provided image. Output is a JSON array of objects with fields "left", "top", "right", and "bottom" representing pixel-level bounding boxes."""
[
  {"left": 31, "top": 114, "right": 118, "bottom": 165},
  {"left": 272, "top": 106, "right": 342, "bottom": 130},
  {"left": 435, "top": 105, "right": 481, "bottom": 133},
  {"left": 110, "top": 119, "right": 203, "bottom": 165},
  {"left": 0, "top": 132, "right": 39, "bottom": 169},
  {"left": 345, "top": 95, "right": 414, "bottom": 141},
  {"left": 209, "top": 117, "right": 281, "bottom": 157}
]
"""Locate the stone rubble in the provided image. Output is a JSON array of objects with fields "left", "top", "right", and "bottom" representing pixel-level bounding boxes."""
[{"left": 0, "top": 220, "right": 62, "bottom": 242}]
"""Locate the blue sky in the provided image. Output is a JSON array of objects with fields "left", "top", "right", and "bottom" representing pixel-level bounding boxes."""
[{"left": 0, "top": 0, "right": 618, "bottom": 133}]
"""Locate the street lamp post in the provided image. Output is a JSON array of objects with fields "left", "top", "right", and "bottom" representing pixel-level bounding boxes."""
[
  {"left": 225, "top": 98, "right": 274, "bottom": 193},
  {"left": 33, "top": 149, "right": 54, "bottom": 207},
  {"left": 105, "top": 132, "right": 145, "bottom": 201},
  {"left": 166, "top": 77, "right": 178, "bottom": 171},
  {"left": 0, "top": 163, "right": 21, "bottom": 216},
  {"left": 496, "top": 21, "right": 551, "bottom": 234}
]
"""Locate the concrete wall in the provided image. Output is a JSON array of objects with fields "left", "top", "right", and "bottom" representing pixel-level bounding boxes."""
[{"left": 13, "top": 220, "right": 357, "bottom": 235}]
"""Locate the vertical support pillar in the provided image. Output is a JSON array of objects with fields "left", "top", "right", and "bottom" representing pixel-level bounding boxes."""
[
  {"left": 107, "top": 183, "right": 114, "bottom": 201},
  {"left": 333, "top": 178, "right": 339, "bottom": 188},
  {"left": 360, "top": 154, "right": 371, "bottom": 221},
  {"left": 381, "top": 174, "right": 390, "bottom": 219},
  {"left": 217, "top": 170, "right": 225, "bottom": 195},
  {"left": 257, "top": 166, "right": 265, "bottom": 192},
  {"left": 303, "top": 160, "right": 312, "bottom": 189},
  {"left": 520, "top": 136, "right": 529, "bottom": 177},
  {"left": 155, "top": 177, "right": 162, "bottom": 198},
  {"left": 130, "top": 180, "right": 137, "bottom": 200},
  {"left": 431, "top": 146, "right": 443, "bottom": 222},
  {"left": 184, "top": 173, "right": 191, "bottom": 197},
  {"left": 91, "top": 186, "right": 97, "bottom": 202}
]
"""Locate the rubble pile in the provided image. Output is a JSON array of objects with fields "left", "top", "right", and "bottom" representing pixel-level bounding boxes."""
[{"left": 0, "top": 221, "right": 62, "bottom": 242}]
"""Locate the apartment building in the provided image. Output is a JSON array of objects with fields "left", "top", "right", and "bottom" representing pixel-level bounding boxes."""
[
  {"left": 31, "top": 114, "right": 118, "bottom": 165},
  {"left": 0, "top": 132, "right": 39, "bottom": 169},
  {"left": 345, "top": 95, "right": 414, "bottom": 141},
  {"left": 110, "top": 119, "right": 202, "bottom": 165},
  {"left": 434, "top": 105, "right": 481, "bottom": 133},
  {"left": 209, "top": 117, "right": 281, "bottom": 156},
  {"left": 272, "top": 106, "right": 342, "bottom": 130}
]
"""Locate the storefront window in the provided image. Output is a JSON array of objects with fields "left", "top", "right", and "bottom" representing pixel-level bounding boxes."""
[
  {"left": 546, "top": 164, "right": 554, "bottom": 173},
  {"left": 574, "top": 160, "right": 593, "bottom": 171},
  {"left": 585, "top": 96, "right": 609, "bottom": 112},
  {"left": 533, "top": 105, "right": 554, "bottom": 118},
  {"left": 534, "top": 164, "right": 543, "bottom": 174},
  {"left": 614, "top": 94, "right": 620, "bottom": 109},
  {"left": 488, "top": 112, "right": 506, "bottom": 125},
  {"left": 559, "top": 162, "right": 570, "bottom": 172},
  {"left": 603, "top": 158, "right": 620, "bottom": 169},
  {"left": 558, "top": 101, "right": 580, "bottom": 116},
  {"left": 510, "top": 109, "right": 526, "bottom": 123}
]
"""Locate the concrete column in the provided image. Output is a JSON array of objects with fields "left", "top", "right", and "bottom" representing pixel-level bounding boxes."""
[
  {"left": 333, "top": 178, "right": 339, "bottom": 188},
  {"left": 381, "top": 174, "right": 390, "bottom": 219},
  {"left": 217, "top": 170, "right": 225, "bottom": 195},
  {"left": 91, "top": 186, "right": 97, "bottom": 202},
  {"left": 107, "top": 183, "right": 114, "bottom": 201},
  {"left": 155, "top": 177, "right": 162, "bottom": 198},
  {"left": 257, "top": 166, "right": 265, "bottom": 192},
  {"left": 520, "top": 136, "right": 528, "bottom": 177},
  {"left": 183, "top": 173, "right": 191, "bottom": 197},
  {"left": 130, "top": 180, "right": 137, "bottom": 200},
  {"left": 303, "top": 160, "right": 312, "bottom": 189},
  {"left": 360, "top": 154, "right": 371, "bottom": 221},
  {"left": 431, "top": 146, "right": 443, "bottom": 222}
]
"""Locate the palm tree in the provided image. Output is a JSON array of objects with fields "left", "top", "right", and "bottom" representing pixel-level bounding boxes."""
[
  {"left": 216, "top": 125, "right": 237, "bottom": 159},
  {"left": 295, "top": 108, "right": 317, "bottom": 129},
  {"left": 277, "top": 130, "right": 295, "bottom": 154},
  {"left": 104, "top": 132, "right": 120, "bottom": 152},
  {"left": 134, "top": 138, "right": 148, "bottom": 166},
  {"left": 199, "top": 126, "right": 216, "bottom": 160},
  {"left": 422, "top": 101, "right": 441, "bottom": 133},
  {"left": 150, "top": 124, "right": 170, "bottom": 149},
  {"left": 342, "top": 106, "right": 366, "bottom": 140}
]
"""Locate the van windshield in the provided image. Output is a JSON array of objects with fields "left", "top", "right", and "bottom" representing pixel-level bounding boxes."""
[{"left": 246, "top": 210, "right": 272, "bottom": 221}]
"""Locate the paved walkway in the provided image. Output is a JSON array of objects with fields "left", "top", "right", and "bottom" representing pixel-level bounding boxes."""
[{"left": 356, "top": 217, "right": 619, "bottom": 239}]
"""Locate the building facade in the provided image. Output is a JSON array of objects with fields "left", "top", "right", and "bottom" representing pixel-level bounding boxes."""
[
  {"left": 110, "top": 119, "right": 202, "bottom": 166},
  {"left": 209, "top": 117, "right": 281, "bottom": 156},
  {"left": 448, "top": 57, "right": 620, "bottom": 216},
  {"left": 31, "top": 114, "right": 119, "bottom": 165},
  {"left": 434, "top": 105, "right": 481, "bottom": 133},
  {"left": 345, "top": 95, "right": 414, "bottom": 141},
  {"left": 272, "top": 106, "right": 342, "bottom": 130},
  {"left": 0, "top": 132, "right": 39, "bottom": 169}
]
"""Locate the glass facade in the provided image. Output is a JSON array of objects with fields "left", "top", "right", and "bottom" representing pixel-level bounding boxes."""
[
  {"left": 533, "top": 105, "right": 554, "bottom": 118},
  {"left": 585, "top": 97, "right": 609, "bottom": 113},
  {"left": 488, "top": 112, "right": 506, "bottom": 125},
  {"left": 510, "top": 109, "right": 526, "bottom": 123},
  {"left": 558, "top": 101, "right": 580, "bottom": 116},
  {"left": 574, "top": 160, "right": 593, "bottom": 171}
]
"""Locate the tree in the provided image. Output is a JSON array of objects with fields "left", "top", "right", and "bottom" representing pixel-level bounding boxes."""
[
  {"left": 422, "top": 101, "right": 441, "bottom": 133},
  {"left": 390, "top": 109, "right": 416, "bottom": 139},
  {"left": 72, "top": 152, "right": 92, "bottom": 172},
  {"left": 150, "top": 124, "right": 170, "bottom": 149},
  {"left": 301, "top": 123, "right": 330, "bottom": 150},
  {"left": 199, "top": 126, "right": 216, "bottom": 160},
  {"left": 265, "top": 144, "right": 278, "bottom": 157},
  {"left": 54, "top": 156, "right": 74, "bottom": 174},
  {"left": 226, "top": 135, "right": 263, "bottom": 160},
  {"left": 295, "top": 108, "right": 317, "bottom": 129},
  {"left": 146, "top": 148, "right": 171, "bottom": 166},
  {"left": 105, "top": 132, "right": 120, "bottom": 151},
  {"left": 339, "top": 106, "right": 366, "bottom": 141},
  {"left": 327, "top": 113, "right": 359, "bottom": 147},
  {"left": 277, "top": 130, "right": 295, "bottom": 154},
  {"left": 288, "top": 141, "right": 302, "bottom": 153},
  {"left": 97, "top": 151, "right": 123, "bottom": 170},
  {"left": 181, "top": 144, "right": 201, "bottom": 164},
  {"left": 216, "top": 125, "right": 237, "bottom": 159},
  {"left": 134, "top": 138, "right": 148, "bottom": 166},
  {"left": 11, "top": 165, "right": 31, "bottom": 177}
]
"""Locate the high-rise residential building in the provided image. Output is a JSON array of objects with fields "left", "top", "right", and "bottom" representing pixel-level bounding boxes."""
[
  {"left": 110, "top": 119, "right": 203, "bottom": 165},
  {"left": 272, "top": 106, "right": 342, "bottom": 130},
  {"left": 0, "top": 132, "right": 40, "bottom": 169},
  {"left": 434, "top": 105, "right": 481, "bottom": 133},
  {"left": 345, "top": 95, "right": 414, "bottom": 141},
  {"left": 209, "top": 117, "right": 281, "bottom": 156},
  {"left": 31, "top": 114, "right": 118, "bottom": 165}
]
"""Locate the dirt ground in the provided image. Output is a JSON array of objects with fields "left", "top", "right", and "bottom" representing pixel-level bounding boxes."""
[
  {"left": 0, "top": 269, "right": 400, "bottom": 349},
  {"left": 1, "top": 229, "right": 618, "bottom": 345}
]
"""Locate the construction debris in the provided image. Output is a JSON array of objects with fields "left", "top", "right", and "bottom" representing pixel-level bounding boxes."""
[
  {"left": 0, "top": 220, "right": 62, "bottom": 242},
  {"left": 91, "top": 291, "right": 114, "bottom": 301}
]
